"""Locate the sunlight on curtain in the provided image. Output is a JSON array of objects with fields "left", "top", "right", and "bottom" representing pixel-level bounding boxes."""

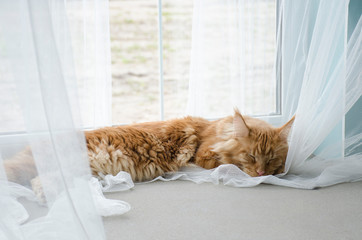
[
  {"left": 65, "top": 0, "right": 112, "bottom": 128},
  {"left": 187, "top": 0, "right": 277, "bottom": 118},
  {"left": 0, "top": 0, "right": 110, "bottom": 238}
]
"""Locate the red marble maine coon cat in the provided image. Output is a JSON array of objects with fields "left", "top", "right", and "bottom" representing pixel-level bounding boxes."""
[{"left": 5, "top": 110, "right": 295, "bottom": 186}]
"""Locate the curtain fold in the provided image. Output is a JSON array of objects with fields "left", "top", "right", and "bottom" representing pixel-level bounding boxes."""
[
  {"left": 182, "top": 0, "right": 362, "bottom": 188},
  {"left": 1, "top": 0, "right": 361, "bottom": 226},
  {"left": 0, "top": 0, "right": 110, "bottom": 238},
  {"left": 95, "top": 0, "right": 361, "bottom": 195}
]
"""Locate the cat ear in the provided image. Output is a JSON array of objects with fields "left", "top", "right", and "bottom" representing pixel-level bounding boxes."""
[
  {"left": 233, "top": 110, "right": 250, "bottom": 138},
  {"left": 278, "top": 115, "right": 295, "bottom": 140}
]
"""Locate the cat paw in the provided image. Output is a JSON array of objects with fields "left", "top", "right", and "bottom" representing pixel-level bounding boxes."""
[{"left": 30, "top": 176, "right": 47, "bottom": 205}]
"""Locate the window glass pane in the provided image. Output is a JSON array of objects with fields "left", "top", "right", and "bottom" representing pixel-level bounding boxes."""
[
  {"left": 187, "top": 0, "right": 277, "bottom": 118},
  {"left": 162, "top": 0, "right": 193, "bottom": 120},
  {"left": 110, "top": 0, "right": 159, "bottom": 124},
  {"left": 0, "top": 73, "right": 25, "bottom": 133},
  {"left": 245, "top": 0, "right": 277, "bottom": 115},
  {"left": 110, "top": 0, "right": 278, "bottom": 124}
]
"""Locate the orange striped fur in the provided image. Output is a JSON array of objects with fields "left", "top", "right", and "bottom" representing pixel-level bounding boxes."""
[{"left": 5, "top": 111, "right": 295, "bottom": 184}]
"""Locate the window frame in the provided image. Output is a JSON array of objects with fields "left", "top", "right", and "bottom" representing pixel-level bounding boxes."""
[
  {"left": 155, "top": 0, "right": 283, "bottom": 123},
  {"left": 1, "top": 0, "right": 284, "bottom": 140}
]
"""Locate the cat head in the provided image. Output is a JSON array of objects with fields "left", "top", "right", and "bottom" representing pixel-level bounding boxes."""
[{"left": 212, "top": 110, "right": 295, "bottom": 177}]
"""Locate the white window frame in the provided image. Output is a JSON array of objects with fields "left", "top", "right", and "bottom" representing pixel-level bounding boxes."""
[{"left": 156, "top": 0, "right": 283, "bottom": 123}]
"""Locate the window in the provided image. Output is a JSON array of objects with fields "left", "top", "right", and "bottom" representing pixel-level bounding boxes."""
[
  {"left": 110, "top": 0, "right": 192, "bottom": 124},
  {"left": 110, "top": 0, "right": 279, "bottom": 125}
]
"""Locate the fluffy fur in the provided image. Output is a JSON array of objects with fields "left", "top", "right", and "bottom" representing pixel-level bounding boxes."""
[{"left": 5, "top": 111, "right": 295, "bottom": 185}]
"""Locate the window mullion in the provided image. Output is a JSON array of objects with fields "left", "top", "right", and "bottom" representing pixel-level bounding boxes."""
[{"left": 157, "top": 0, "right": 164, "bottom": 121}]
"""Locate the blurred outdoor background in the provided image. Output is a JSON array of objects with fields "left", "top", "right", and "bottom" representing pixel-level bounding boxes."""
[
  {"left": 110, "top": 0, "right": 192, "bottom": 124},
  {"left": 109, "top": 0, "right": 276, "bottom": 125}
]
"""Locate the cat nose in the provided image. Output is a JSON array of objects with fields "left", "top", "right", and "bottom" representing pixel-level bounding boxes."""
[{"left": 257, "top": 170, "right": 265, "bottom": 176}]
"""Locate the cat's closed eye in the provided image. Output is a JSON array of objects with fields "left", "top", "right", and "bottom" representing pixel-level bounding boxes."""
[
  {"left": 248, "top": 154, "right": 256, "bottom": 163},
  {"left": 267, "top": 158, "right": 276, "bottom": 164}
]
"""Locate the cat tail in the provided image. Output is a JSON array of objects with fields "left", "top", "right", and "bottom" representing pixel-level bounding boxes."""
[{"left": 3, "top": 147, "right": 38, "bottom": 185}]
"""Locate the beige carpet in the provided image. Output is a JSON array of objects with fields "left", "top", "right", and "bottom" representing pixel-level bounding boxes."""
[{"left": 103, "top": 180, "right": 362, "bottom": 240}]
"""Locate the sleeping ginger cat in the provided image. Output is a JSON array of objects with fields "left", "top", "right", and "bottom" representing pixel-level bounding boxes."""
[{"left": 5, "top": 110, "right": 295, "bottom": 187}]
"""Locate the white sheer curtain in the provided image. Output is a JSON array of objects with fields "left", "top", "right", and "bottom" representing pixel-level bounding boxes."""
[
  {"left": 181, "top": 0, "right": 362, "bottom": 188},
  {"left": 2, "top": 0, "right": 360, "bottom": 227},
  {"left": 0, "top": 0, "right": 111, "bottom": 238},
  {"left": 187, "top": 0, "right": 278, "bottom": 119},
  {"left": 93, "top": 0, "right": 361, "bottom": 198}
]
